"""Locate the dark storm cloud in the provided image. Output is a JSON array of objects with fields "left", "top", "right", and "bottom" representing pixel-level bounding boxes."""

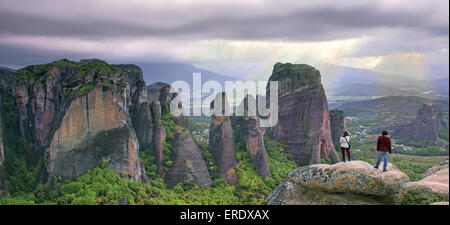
[
  {"left": 0, "top": 43, "right": 93, "bottom": 68},
  {"left": 0, "top": 3, "right": 447, "bottom": 41},
  {"left": 0, "top": 0, "right": 448, "bottom": 73}
]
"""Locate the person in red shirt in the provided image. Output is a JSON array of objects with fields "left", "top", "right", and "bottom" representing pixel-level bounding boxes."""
[{"left": 374, "top": 130, "right": 391, "bottom": 172}]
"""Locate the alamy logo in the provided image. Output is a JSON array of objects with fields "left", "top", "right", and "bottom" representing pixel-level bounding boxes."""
[{"left": 169, "top": 73, "right": 279, "bottom": 127}]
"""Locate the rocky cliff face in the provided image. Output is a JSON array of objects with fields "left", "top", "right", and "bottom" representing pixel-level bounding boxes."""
[
  {"left": 165, "top": 127, "right": 213, "bottom": 188},
  {"left": 266, "top": 63, "right": 340, "bottom": 166},
  {"left": 0, "top": 58, "right": 215, "bottom": 190},
  {"left": 166, "top": 108, "right": 213, "bottom": 187},
  {"left": 369, "top": 103, "right": 448, "bottom": 146},
  {"left": 265, "top": 161, "right": 409, "bottom": 205},
  {"left": 0, "top": 111, "right": 4, "bottom": 170},
  {"left": 0, "top": 109, "right": 5, "bottom": 194},
  {"left": 131, "top": 81, "right": 212, "bottom": 188},
  {"left": 236, "top": 95, "right": 271, "bottom": 178},
  {"left": 208, "top": 93, "right": 238, "bottom": 185},
  {"left": 47, "top": 87, "right": 145, "bottom": 181},
  {"left": 131, "top": 82, "right": 172, "bottom": 176},
  {"left": 0, "top": 69, "right": 13, "bottom": 195},
  {"left": 0, "top": 59, "right": 149, "bottom": 184},
  {"left": 329, "top": 110, "right": 345, "bottom": 149}
]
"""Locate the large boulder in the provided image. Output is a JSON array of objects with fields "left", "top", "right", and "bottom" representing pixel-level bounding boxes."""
[
  {"left": 265, "top": 161, "right": 409, "bottom": 205},
  {"left": 405, "top": 159, "right": 449, "bottom": 196},
  {"left": 266, "top": 63, "right": 340, "bottom": 166}
]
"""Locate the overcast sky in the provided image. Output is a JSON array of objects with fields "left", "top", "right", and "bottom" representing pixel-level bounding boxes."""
[{"left": 0, "top": 0, "right": 448, "bottom": 81}]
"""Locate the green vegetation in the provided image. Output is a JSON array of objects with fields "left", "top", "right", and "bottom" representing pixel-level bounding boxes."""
[
  {"left": 393, "top": 145, "right": 448, "bottom": 156},
  {"left": 0, "top": 117, "right": 296, "bottom": 205},
  {"left": 396, "top": 188, "right": 449, "bottom": 205},
  {"left": 161, "top": 113, "right": 177, "bottom": 171},
  {"left": 264, "top": 137, "right": 297, "bottom": 183},
  {"left": 438, "top": 129, "right": 449, "bottom": 141},
  {"left": 188, "top": 117, "right": 206, "bottom": 133},
  {"left": 231, "top": 122, "right": 298, "bottom": 204},
  {"left": 0, "top": 96, "right": 41, "bottom": 194},
  {"left": 73, "top": 83, "right": 95, "bottom": 96},
  {"left": 197, "top": 141, "right": 219, "bottom": 179},
  {"left": 0, "top": 141, "right": 296, "bottom": 206}
]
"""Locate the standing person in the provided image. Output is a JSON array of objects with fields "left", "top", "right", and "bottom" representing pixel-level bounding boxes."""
[
  {"left": 374, "top": 130, "right": 391, "bottom": 172},
  {"left": 340, "top": 131, "right": 351, "bottom": 162}
]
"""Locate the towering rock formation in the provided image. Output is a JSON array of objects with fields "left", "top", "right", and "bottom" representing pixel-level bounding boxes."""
[
  {"left": 329, "top": 110, "right": 345, "bottom": 149},
  {"left": 0, "top": 68, "right": 14, "bottom": 196},
  {"left": 47, "top": 87, "right": 145, "bottom": 181},
  {"left": 0, "top": 108, "right": 5, "bottom": 195},
  {"left": 370, "top": 103, "right": 448, "bottom": 146},
  {"left": 208, "top": 93, "right": 238, "bottom": 184},
  {"left": 0, "top": 59, "right": 149, "bottom": 183},
  {"left": 166, "top": 105, "right": 212, "bottom": 188},
  {"left": 132, "top": 82, "right": 213, "bottom": 188},
  {"left": 0, "top": 59, "right": 214, "bottom": 191},
  {"left": 0, "top": 109, "right": 3, "bottom": 171},
  {"left": 236, "top": 95, "right": 271, "bottom": 178},
  {"left": 165, "top": 125, "right": 213, "bottom": 188},
  {"left": 266, "top": 63, "right": 340, "bottom": 166},
  {"left": 131, "top": 82, "right": 172, "bottom": 176}
]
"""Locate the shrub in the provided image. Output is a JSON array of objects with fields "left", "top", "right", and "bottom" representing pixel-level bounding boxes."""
[{"left": 396, "top": 188, "right": 449, "bottom": 205}]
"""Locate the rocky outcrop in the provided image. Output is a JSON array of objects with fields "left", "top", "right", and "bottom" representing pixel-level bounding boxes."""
[
  {"left": 236, "top": 95, "right": 271, "bottom": 178},
  {"left": 208, "top": 93, "right": 238, "bottom": 185},
  {"left": 0, "top": 59, "right": 215, "bottom": 190},
  {"left": 131, "top": 82, "right": 173, "bottom": 176},
  {"left": 0, "top": 110, "right": 4, "bottom": 171},
  {"left": 329, "top": 110, "right": 345, "bottom": 149},
  {"left": 266, "top": 63, "right": 340, "bottom": 166},
  {"left": 405, "top": 159, "right": 449, "bottom": 196},
  {"left": 265, "top": 161, "right": 409, "bottom": 205},
  {"left": 47, "top": 87, "right": 145, "bottom": 182},
  {"left": 0, "top": 109, "right": 5, "bottom": 194},
  {"left": 145, "top": 83, "right": 213, "bottom": 188},
  {"left": 131, "top": 81, "right": 212, "bottom": 187},
  {"left": 0, "top": 59, "right": 149, "bottom": 183},
  {"left": 165, "top": 127, "right": 213, "bottom": 188},
  {"left": 0, "top": 69, "right": 14, "bottom": 195},
  {"left": 370, "top": 103, "right": 448, "bottom": 146}
]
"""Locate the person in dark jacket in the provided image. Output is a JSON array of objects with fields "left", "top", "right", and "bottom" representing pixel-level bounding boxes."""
[{"left": 374, "top": 130, "right": 391, "bottom": 172}]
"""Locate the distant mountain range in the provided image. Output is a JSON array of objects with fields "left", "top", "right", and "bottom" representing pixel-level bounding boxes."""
[
  {"left": 318, "top": 63, "right": 449, "bottom": 99},
  {"left": 133, "top": 61, "right": 238, "bottom": 87},
  {"left": 0, "top": 66, "right": 16, "bottom": 72},
  {"left": 333, "top": 96, "right": 449, "bottom": 129},
  {"left": 330, "top": 83, "right": 406, "bottom": 97},
  {"left": 336, "top": 96, "right": 449, "bottom": 116}
]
